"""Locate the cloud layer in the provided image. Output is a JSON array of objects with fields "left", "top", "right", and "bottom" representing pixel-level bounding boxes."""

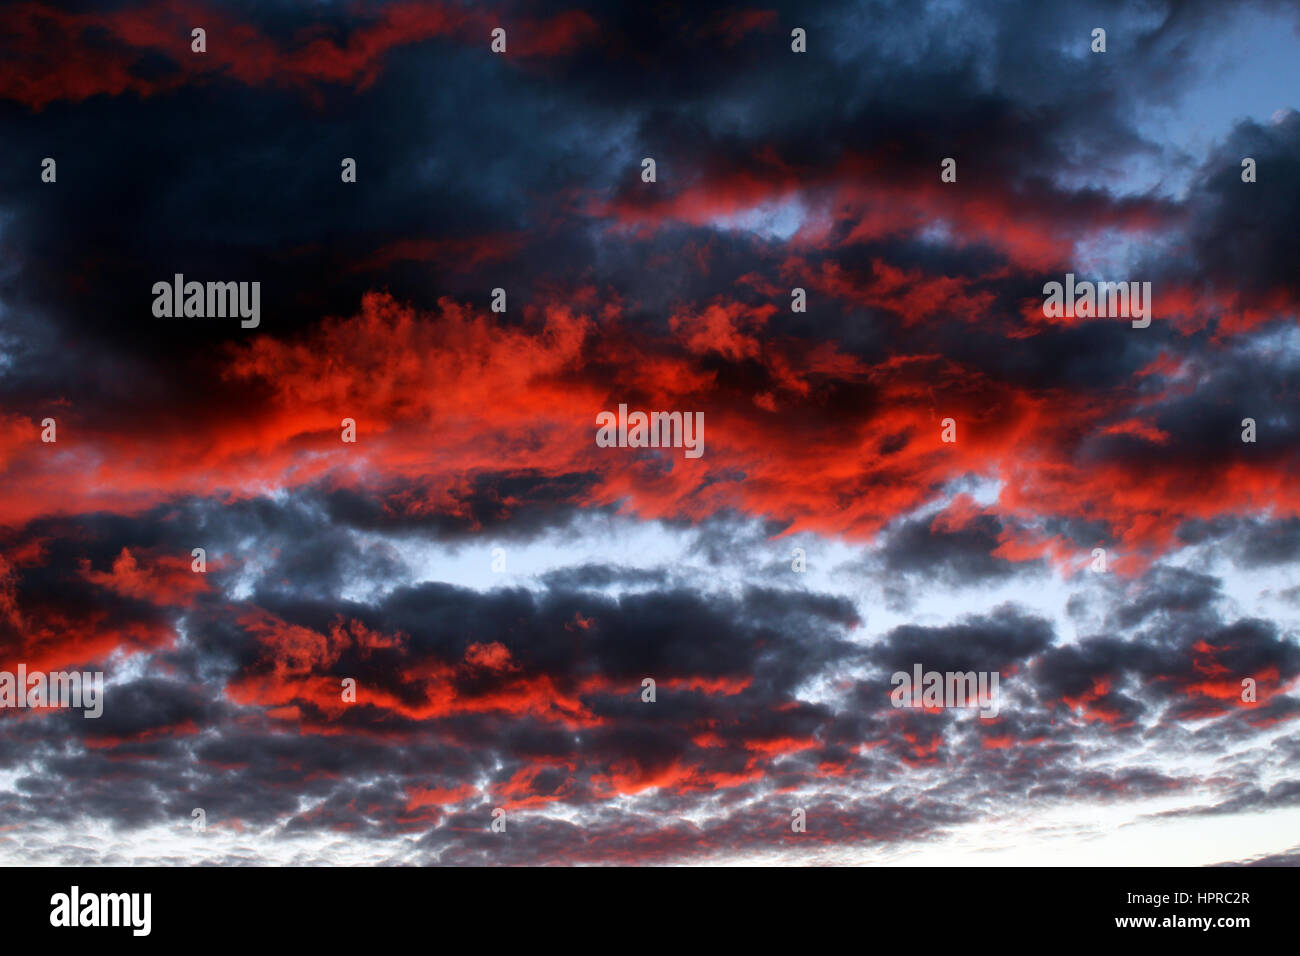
[{"left": 0, "top": 0, "right": 1297, "bottom": 865}]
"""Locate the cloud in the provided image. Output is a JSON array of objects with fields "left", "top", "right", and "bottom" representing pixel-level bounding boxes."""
[{"left": 0, "top": 0, "right": 1297, "bottom": 865}]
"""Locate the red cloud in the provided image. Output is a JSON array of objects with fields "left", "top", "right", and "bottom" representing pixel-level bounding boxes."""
[{"left": 0, "top": 1, "right": 601, "bottom": 109}]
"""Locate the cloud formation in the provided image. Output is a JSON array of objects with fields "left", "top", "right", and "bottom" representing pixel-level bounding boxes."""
[{"left": 0, "top": 0, "right": 1297, "bottom": 865}]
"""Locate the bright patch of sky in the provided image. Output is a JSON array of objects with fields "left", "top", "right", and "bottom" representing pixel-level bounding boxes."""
[
  {"left": 1073, "top": 7, "right": 1300, "bottom": 199},
  {"left": 707, "top": 196, "right": 808, "bottom": 240}
]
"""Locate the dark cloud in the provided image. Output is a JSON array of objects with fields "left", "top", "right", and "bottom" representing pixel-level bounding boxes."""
[{"left": 878, "top": 510, "right": 1046, "bottom": 583}]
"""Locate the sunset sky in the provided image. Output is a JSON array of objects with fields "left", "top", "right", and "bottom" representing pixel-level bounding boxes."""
[{"left": 1, "top": 0, "right": 1298, "bottom": 866}]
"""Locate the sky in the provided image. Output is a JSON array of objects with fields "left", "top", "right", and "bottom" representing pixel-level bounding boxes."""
[{"left": 0, "top": 0, "right": 1298, "bottom": 866}]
